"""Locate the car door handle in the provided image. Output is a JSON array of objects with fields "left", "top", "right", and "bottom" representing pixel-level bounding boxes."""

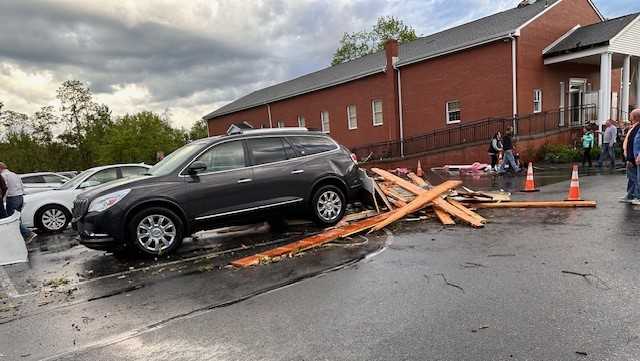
[
  {"left": 291, "top": 170, "right": 305, "bottom": 174},
  {"left": 237, "top": 178, "right": 253, "bottom": 184}
]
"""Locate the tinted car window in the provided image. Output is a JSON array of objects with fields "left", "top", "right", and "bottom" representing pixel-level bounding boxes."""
[
  {"left": 43, "top": 174, "right": 66, "bottom": 183},
  {"left": 22, "top": 176, "right": 45, "bottom": 183},
  {"left": 288, "top": 136, "right": 337, "bottom": 156},
  {"left": 84, "top": 168, "right": 118, "bottom": 187},
  {"left": 121, "top": 166, "right": 148, "bottom": 178},
  {"left": 196, "top": 141, "right": 245, "bottom": 172},
  {"left": 247, "top": 137, "right": 288, "bottom": 165}
]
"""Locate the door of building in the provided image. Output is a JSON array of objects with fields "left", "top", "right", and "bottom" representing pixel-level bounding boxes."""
[{"left": 569, "top": 79, "right": 587, "bottom": 124}]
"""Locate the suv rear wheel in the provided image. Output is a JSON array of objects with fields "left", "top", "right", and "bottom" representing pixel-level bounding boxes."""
[
  {"left": 128, "top": 207, "right": 184, "bottom": 256},
  {"left": 311, "top": 185, "right": 346, "bottom": 226}
]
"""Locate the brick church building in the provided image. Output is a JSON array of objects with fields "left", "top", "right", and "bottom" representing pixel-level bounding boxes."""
[{"left": 204, "top": 0, "right": 640, "bottom": 163}]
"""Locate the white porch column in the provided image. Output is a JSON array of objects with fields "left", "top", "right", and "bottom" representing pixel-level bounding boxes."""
[
  {"left": 621, "top": 55, "right": 631, "bottom": 121},
  {"left": 598, "top": 52, "right": 612, "bottom": 133}
]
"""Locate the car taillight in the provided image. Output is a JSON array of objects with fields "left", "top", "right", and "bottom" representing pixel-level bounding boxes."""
[{"left": 350, "top": 153, "right": 358, "bottom": 164}]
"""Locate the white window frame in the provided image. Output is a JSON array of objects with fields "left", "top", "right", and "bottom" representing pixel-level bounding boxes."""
[
  {"left": 297, "top": 115, "right": 305, "bottom": 128},
  {"left": 347, "top": 104, "right": 358, "bottom": 130},
  {"left": 321, "top": 111, "right": 330, "bottom": 133},
  {"left": 445, "top": 100, "right": 461, "bottom": 124},
  {"left": 372, "top": 100, "right": 383, "bottom": 126},
  {"left": 533, "top": 89, "right": 543, "bottom": 113},
  {"left": 276, "top": 120, "right": 285, "bottom": 128}
]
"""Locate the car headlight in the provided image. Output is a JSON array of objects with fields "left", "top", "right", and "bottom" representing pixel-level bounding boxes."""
[{"left": 88, "top": 189, "right": 131, "bottom": 213}]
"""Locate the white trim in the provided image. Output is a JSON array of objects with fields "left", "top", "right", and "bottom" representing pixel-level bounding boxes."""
[
  {"left": 320, "top": 111, "right": 330, "bottom": 133},
  {"left": 512, "top": 37, "right": 518, "bottom": 117},
  {"left": 267, "top": 104, "right": 273, "bottom": 128},
  {"left": 543, "top": 24, "right": 581, "bottom": 54},
  {"left": 297, "top": 115, "right": 305, "bottom": 128},
  {"left": 397, "top": 68, "right": 404, "bottom": 158},
  {"left": 610, "top": 14, "right": 640, "bottom": 44},
  {"left": 586, "top": 0, "right": 606, "bottom": 21},
  {"left": 559, "top": 81, "right": 565, "bottom": 126},
  {"left": 543, "top": 45, "right": 610, "bottom": 64},
  {"left": 347, "top": 104, "right": 358, "bottom": 130},
  {"left": 195, "top": 198, "right": 304, "bottom": 221},
  {"left": 372, "top": 99, "right": 384, "bottom": 126},
  {"left": 445, "top": 100, "right": 461, "bottom": 125},
  {"left": 514, "top": 0, "right": 565, "bottom": 34},
  {"left": 621, "top": 55, "right": 631, "bottom": 121},
  {"left": 533, "top": 89, "right": 543, "bottom": 113}
]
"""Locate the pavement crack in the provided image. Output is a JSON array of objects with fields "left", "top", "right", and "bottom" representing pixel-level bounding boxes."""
[{"left": 435, "top": 273, "right": 465, "bottom": 293}]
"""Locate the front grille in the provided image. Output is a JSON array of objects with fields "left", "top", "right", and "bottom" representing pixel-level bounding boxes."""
[{"left": 72, "top": 198, "right": 89, "bottom": 220}]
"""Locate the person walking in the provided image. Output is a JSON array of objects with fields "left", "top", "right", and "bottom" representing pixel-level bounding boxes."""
[
  {"left": 488, "top": 131, "right": 503, "bottom": 172},
  {"left": 499, "top": 128, "right": 520, "bottom": 174},
  {"left": 0, "top": 162, "right": 36, "bottom": 243},
  {"left": 0, "top": 173, "right": 6, "bottom": 218},
  {"left": 622, "top": 110, "right": 640, "bottom": 203},
  {"left": 598, "top": 120, "right": 617, "bottom": 169},
  {"left": 581, "top": 128, "right": 595, "bottom": 167}
]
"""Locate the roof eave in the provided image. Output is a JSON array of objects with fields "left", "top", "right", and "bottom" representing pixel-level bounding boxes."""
[
  {"left": 543, "top": 40, "right": 610, "bottom": 58},
  {"left": 395, "top": 32, "right": 516, "bottom": 68},
  {"left": 204, "top": 67, "right": 386, "bottom": 121}
]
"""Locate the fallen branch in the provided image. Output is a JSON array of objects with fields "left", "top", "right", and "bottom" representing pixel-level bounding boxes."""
[{"left": 436, "top": 273, "right": 465, "bottom": 293}]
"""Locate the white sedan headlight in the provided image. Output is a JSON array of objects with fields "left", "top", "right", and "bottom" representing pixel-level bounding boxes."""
[{"left": 88, "top": 189, "right": 131, "bottom": 213}]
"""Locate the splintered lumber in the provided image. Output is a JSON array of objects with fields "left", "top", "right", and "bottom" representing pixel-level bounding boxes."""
[
  {"left": 447, "top": 199, "right": 488, "bottom": 224},
  {"left": 388, "top": 198, "right": 408, "bottom": 208},
  {"left": 343, "top": 210, "right": 379, "bottom": 223},
  {"left": 379, "top": 184, "right": 413, "bottom": 203},
  {"left": 433, "top": 207, "right": 456, "bottom": 225},
  {"left": 373, "top": 180, "right": 393, "bottom": 210},
  {"left": 231, "top": 212, "right": 395, "bottom": 267},
  {"left": 407, "top": 172, "right": 429, "bottom": 189},
  {"left": 375, "top": 168, "right": 484, "bottom": 228},
  {"left": 471, "top": 200, "right": 597, "bottom": 208},
  {"left": 370, "top": 180, "right": 462, "bottom": 232}
]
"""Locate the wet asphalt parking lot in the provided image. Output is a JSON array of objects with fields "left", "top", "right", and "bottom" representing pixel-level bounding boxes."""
[{"left": 2, "top": 166, "right": 640, "bottom": 360}]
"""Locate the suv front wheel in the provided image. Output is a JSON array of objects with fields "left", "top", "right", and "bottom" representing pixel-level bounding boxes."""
[
  {"left": 310, "top": 185, "right": 346, "bottom": 226},
  {"left": 128, "top": 207, "right": 184, "bottom": 256}
]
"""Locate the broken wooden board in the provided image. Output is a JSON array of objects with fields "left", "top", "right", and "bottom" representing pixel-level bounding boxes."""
[
  {"left": 231, "top": 212, "right": 394, "bottom": 268},
  {"left": 407, "top": 172, "right": 429, "bottom": 189},
  {"left": 434, "top": 207, "right": 456, "bottom": 225},
  {"left": 373, "top": 180, "right": 393, "bottom": 210},
  {"left": 343, "top": 210, "right": 380, "bottom": 223},
  {"left": 370, "top": 180, "right": 462, "bottom": 232},
  {"left": 379, "top": 184, "right": 413, "bottom": 203},
  {"left": 447, "top": 199, "right": 488, "bottom": 224},
  {"left": 375, "top": 168, "right": 483, "bottom": 228},
  {"left": 470, "top": 200, "right": 597, "bottom": 208}
]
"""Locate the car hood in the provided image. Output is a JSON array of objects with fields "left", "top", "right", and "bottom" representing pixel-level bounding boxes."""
[
  {"left": 78, "top": 175, "right": 182, "bottom": 200},
  {"left": 24, "top": 188, "right": 72, "bottom": 202}
]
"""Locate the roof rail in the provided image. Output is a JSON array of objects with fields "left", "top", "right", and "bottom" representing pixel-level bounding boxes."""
[{"left": 227, "top": 127, "right": 309, "bottom": 135}]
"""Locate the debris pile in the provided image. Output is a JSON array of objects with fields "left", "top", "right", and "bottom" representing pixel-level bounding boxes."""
[{"left": 231, "top": 164, "right": 596, "bottom": 268}]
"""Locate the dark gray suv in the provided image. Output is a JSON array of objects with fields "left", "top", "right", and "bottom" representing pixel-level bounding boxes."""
[{"left": 73, "top": 128, "right": 363, "bottom": 256}]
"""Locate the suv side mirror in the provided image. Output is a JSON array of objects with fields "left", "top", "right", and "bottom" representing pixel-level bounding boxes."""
[
  {"left": 187, "top": 161, "right": 207, "bottom": 175},
  {"left": 79, "top": 180, "right": 100, "bottom": 189}
]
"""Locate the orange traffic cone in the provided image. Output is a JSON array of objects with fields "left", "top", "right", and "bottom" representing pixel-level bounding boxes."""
[
  {"left": 566, "top": 164, "right": 581, "bottom": 201},
  {"left": 521, "top": 162, "right": 539, "bottom": 192},
  {"left": 416, "top": 160, "right": 424, "bottom": 177}
]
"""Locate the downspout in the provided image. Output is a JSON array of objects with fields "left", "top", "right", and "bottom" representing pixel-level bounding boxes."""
[
  {"left": 510, "top": 34, "right": 518, "bottom": 134},
  {"left": 396, "top": 66, "right": 405, "bottom": 158},
  {"left": 267, "top": 104, "right": 273, "bottom": 128}
]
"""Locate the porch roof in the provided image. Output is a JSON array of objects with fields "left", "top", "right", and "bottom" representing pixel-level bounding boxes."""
[{"left": 544, "top": 13, "right": 639, "bottom": 58}]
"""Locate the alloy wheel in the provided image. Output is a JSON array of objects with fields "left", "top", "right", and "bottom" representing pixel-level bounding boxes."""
[
  {"left": 42, "top": 208, "right": 67, "bottom": 231},
  {"left": 136, "top": 215, "right": 177, "bottom": 253},
  {"left": 316, "top": 190, "right": 342, "bottom": 222}
]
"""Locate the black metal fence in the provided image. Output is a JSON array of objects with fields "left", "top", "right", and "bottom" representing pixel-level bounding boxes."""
[{"left": 352, "top": 105, "right": 598, "bottom": 162}]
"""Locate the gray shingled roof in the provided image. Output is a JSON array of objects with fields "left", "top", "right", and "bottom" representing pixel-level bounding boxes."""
[
  {"left": 545, "top": 13, "right": 639, "bottom": 56},
  {"left": 205, "top": 0, "right": 563, "bottom": 120}
]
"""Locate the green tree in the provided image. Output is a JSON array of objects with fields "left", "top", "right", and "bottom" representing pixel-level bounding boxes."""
[
  {"left": 188, "top": 119, "right": 209, "bottom": 141},
  {"left": 331, "top": 16, "right": 418, "bottom": 66},
  {"left": 98, "top": 111, "right": 186, "bottom": 165}
]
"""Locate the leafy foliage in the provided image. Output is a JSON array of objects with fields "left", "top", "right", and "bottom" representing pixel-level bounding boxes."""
[
  {"left": 0, "top": 80, "right": 204, "bottom": 173},
  {"left": 331, "top": 16, "right": 418, "bottom": 66}
]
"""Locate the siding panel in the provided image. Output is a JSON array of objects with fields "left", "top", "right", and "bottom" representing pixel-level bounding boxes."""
[{"left": 610, "top": 18, "right": 640, "bottom": 57}]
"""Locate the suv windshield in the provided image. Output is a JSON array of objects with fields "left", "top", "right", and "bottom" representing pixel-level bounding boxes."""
[{"left": 147, "top": 142, "right": 207, "bottom": 176}]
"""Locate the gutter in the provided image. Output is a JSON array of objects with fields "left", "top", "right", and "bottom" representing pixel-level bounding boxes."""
[{"left": 510, "top": 34, "right": 518, "bottom": 120}]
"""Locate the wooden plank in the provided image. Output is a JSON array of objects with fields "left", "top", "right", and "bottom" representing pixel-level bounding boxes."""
[
  {"left": 371, "top": 168, "right": 426, "bottom": 195},
  {"left": 388, "top": 198, "right": 408, "bottom": 208},
  {"left": 434, "top": 206, "right": 456, "bottom": 225},
  {"left": 470, "top": 201, "right": 597, "bottom": 208},
  {"left": 447, "top": 199, "right": 488, "bottom": 224},
  {"left": 407, "top": 172, "right": 429, "bottom": 189},
  {"left": 379, "top": 184, "right": 413, "bottom": 203},
  {"left": 373, "top": 180, "right": 393, "bottom": 210},
  {"left": 343, "top": 210, "right": 379, "bottom": 223},
  {"left": 431, "top": 198, "right": 485, "bottom": 228},
  {"left": 370, "top": 180, "right": 462, "bottom": 232},
  {"left": 231, "top": 212, "right": 394, "bottom": 268}
]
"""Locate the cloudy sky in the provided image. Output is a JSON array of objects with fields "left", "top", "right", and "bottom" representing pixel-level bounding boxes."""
[{"left": 0, "top": 0, "right": 638, "bottom": 129}]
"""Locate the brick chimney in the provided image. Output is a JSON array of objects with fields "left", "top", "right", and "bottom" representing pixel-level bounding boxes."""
[{"left": 384, "top": 39, "right": 399, "bottom": 72}]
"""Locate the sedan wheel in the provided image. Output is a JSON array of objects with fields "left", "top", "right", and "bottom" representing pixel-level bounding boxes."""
[
  {"left": 136, "top": 215, "right": 177, "bottom": 253},
  {"left": 36, "top": 205, "right": 70, "bottom": 233}
]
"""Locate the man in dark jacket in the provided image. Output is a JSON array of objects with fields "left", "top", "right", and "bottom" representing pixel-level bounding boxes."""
[
  {"left": 499, "top": 128, "right": 520, "bottom": 174},
  {"left": 0, "top": 173, "right": 6, "bottom": 218}
]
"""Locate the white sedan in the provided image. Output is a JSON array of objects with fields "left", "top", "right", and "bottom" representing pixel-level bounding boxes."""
[
  {"left": 23, "top": 164, "right": 151, "bottom": 233},
  {"left": 21, "top": 172, "right": 70, "bottom": 195}
]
